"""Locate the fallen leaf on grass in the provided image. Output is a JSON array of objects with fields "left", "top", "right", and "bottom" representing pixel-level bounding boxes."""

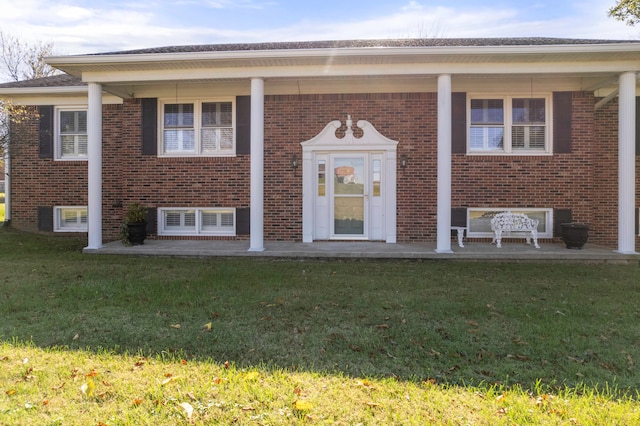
[
  {"left": 1, "top": 356, "right": 9, "bottom": 361},
  {"left": 133, "top": 398, "right": 143, "bottom": 406},
  {"left": 242, "top": 406, "right": 256, "bottom": 411},
  {"left": 203, "top": 322, "right": 212, "bottom": 331},
  {"left": 51, "top": 382, "right": 66, "bottom": 390},
  {"left": 375, "top": 324, "right": 389, "bottom": 330},
  {"left": 181, "top": 359, "right": 188, "bottom": 365},
  {"left": 86, "top": 369, "right": 98, "bottom": 377},
  {"left": 5, "top": 389, "right": 16, "bottom": 396},
  {"left": 179, "top": 402, "right": 194, "bottom": 420},
  {"left": 212, "top": 377, "right": 226, "bottom": 385},
  {"left": 293, "top": 400, "right": 313, "bottom": 411},
  {"left": 170, "top": 324, "right": 181, "bottom": 329},
  {"left": 80, "top": 380, "right": 95, "bottom": 398},
  {"left": 365, "top": 402, "right": 381, "bottom": 408},
  {"left": 162, "top": 376, "right": 177, "bottom": 385}
]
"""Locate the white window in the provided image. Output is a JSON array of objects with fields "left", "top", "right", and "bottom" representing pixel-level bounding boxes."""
[
  {"left": 54, "top": 206, "right": 87, "bottom": 232},
  {"left": 468, "top": 95, "right": 550, "bottom": 154},
  {"left": 56, "top": 107, "right": 87, "bottom": 160},
  {"left": 467, "top": 208, "right": 553, "bottom": 238},
  {"left": 160, "top": 100, "right": 234, "bottom": 156},
  {"left": 159, "top": 207, "right": 235, "bottom": 236}
]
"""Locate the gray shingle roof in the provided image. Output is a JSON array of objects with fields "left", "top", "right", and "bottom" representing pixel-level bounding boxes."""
[
  {"left": 97, "top": 37, "right": 637, "bottom": 55},
  {"left": 0, "top": 73, "right": 84, "bottom": 88}
]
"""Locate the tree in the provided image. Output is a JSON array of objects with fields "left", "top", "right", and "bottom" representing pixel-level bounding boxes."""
[
  {"left": 0, "top": 31, "right": 58, "bottom": 82},
  {"left": 609, "top": 0, "right": 640, "bottom": 26}
]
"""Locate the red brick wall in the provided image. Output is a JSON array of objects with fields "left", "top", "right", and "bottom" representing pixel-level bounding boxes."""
[{"left": 8, "top": 92, "right": 636, "bottom": 248}]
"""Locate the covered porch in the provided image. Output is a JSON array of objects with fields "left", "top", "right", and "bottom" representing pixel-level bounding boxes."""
[{"left": 84, "top": 239, "right": 640, "bottom": 263}]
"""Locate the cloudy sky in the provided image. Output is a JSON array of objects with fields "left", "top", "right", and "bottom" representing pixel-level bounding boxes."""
[{"left": 0, "top": 0, "right": 638, "bottom": 55}]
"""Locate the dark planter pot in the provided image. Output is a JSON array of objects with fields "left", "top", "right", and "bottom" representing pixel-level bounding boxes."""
[
  {"left": 560, "top": 223, "right": 590, "bottom": 249},
  {"left": 127, "top": 222, "right": 147, "bottom": 246}
]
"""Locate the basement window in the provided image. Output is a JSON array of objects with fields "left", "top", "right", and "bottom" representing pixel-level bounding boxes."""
[{"left": 158, "top": 207, "right": 235, "bottom": 236}]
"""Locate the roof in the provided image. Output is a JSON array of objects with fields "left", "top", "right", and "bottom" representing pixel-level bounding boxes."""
[
  {"left": 96, "top": 37, "right": 638, "bottom": 55},
  {"left": 0, "top": 73, "right": 83, "bottom": 89}
]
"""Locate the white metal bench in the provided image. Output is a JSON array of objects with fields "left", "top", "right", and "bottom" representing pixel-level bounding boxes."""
[{"left": 490, "top": 212, "right": 540, "bottom": 249}]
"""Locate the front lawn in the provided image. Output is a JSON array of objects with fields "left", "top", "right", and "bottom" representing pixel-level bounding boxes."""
[{"left": 1, "top": 227, "right": 639, "bottom": 424}]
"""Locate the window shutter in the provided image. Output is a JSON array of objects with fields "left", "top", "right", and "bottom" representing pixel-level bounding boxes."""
[
  {"left": 141, "top": 98, "right": 157, "bottom": 155},
  {"left": 553, "top": 208, "right": 572, "bottom": 237},
  {"left": 451, "top": 207, "right": 467, "bottom": 227},
  {"left": 236, "top": 96, "right": 251, "bottom": 155},
  {"left": 553, "top": 92, "right": 572, "bottom": 154},
  {"left": 236, "top": 207, "right": 250, "bottom": 235},
  {"left": 37, "top": 206, "right": 53, "bottom": 231},
  {"left": 636, "top": 97, "right": 640, "bottom": 156},
  {"left": 146, "top": 207, "right": 157, "bottom": 236},
  {"left": 451, "top": 92, "right": 467, "bottom": 154},
  {"left": 38, "top": 105, "right": 54, "bottom": 158}
]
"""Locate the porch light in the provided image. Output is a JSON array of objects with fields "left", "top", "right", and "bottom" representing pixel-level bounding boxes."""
[
  {"left": 400, "top": 155, "right": 408, "bottom": 169},
  {"left": 292, "top": 154, "right": 299, "bottom": 169}
]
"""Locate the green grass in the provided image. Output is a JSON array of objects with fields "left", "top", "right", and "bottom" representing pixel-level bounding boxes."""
[{"left": 1, "top": 227, "right": 639, "bottom": 424}]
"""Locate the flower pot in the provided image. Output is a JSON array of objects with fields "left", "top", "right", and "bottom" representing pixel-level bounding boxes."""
[
  {"left": 127, "top": 222, "right": 147, "bottom": 245},
  {"left": 560, "top": 223, "right": 589, "bottom": 249}
]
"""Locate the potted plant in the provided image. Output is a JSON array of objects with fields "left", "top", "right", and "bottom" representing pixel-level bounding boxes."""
[
  {"left": 560, "top": 222, "right": 590, "bottom": 249},
  {"left": 120, "top": 202, "right": 148, "bottom": 246}
]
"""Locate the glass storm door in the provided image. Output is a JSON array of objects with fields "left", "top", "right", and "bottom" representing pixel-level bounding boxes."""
[{"left": 331, "top": 155, "right": 367, "bottom": 238}]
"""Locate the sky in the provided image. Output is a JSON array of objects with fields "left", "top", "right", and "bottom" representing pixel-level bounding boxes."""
[{"left": 0, "top": 0, "right": 638, "bottom": 55}]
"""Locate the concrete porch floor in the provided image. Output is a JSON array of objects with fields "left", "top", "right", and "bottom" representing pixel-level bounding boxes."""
[{"left": 85, "top": 239, "right": 640, "bottom": 263}]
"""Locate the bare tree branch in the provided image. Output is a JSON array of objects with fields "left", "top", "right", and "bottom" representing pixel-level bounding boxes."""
[{"left": 0, "top": 31, "right": 58, "bottom": 82}]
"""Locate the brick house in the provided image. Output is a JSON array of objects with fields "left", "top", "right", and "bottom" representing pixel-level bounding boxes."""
[{"left": 0, "top": 38, "right": 639, "bottom": 253}]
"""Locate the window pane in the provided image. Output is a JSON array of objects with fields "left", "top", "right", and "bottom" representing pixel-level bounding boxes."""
[
  {"left": 78, "top": 135, "right": 88, "bottom": 155},
  {"left": 60, "top": 111, "right": 77, "bottom": 133},
  {"left": 219, "top": 128, "right": 233, "bottom": 150},
  {"left": 202, "top": 102, "right": 232, "bottom": 127},
  {"left": 164, "top": 104, "right": 194, "bottom": 127},
  {"left": 201, "top": 129, "right": 219, "bottom": 152},
  {"left": 184, "top": 212, "right": 196, "bottom": 227},
  {"left": 165, "top": 212, "right": 181, "bottom": 227},
  {"left": 61, "top": 136, "right": 76, "bottom": 155},
  {"left": 202, "top": 212, "right": 218, "bottom": 228},
  {"left": 164, "top": 130, "right": 195, "bottom": 152},
  {"left": 513, "top": 98, "right": 545, "bottom": 124},
  {"left": 470, "top": 127, "right": 504, "bottom": 150},
  {"left": 471, "top": 99, "right": 503, "bottom": 124},
  {"left": 220, "top": 213, "right": 234, "bottom": 227},
  {"left": 77, "top": 111, "right": 87, "bottom": 132},
  {"left": 512, "top": 126, "right": 545, "bottom": 150}
]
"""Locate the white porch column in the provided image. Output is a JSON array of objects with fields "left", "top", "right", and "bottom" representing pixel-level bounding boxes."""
[
  {"left": 86, "top": 82, "right": 103, "bottom": 250},
  {"left": 4, "top": 146, "right": 10, "bottom": 222},
  {"left": 436, "top": 74, "right": 453, "bottom": 253},
  {"left": 249, "top": 78, "right": 265, "bottom": 252},
  {"left": 617, "top": 72, "right": 637, "bottom": 254}
]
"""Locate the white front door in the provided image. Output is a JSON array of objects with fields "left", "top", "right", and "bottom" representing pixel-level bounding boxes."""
[
  {"left": 312, "top": 152, "right": 385, "bottom": 240},
  {"left": 301, "top": 118, "right": 398, "bottom": 243}
]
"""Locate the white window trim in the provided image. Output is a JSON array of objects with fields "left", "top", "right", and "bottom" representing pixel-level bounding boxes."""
[
  {"left": 158, "top": 207, "right": 236, "bottom": 236},
  {"left": 54, "top": 106, "right": 88, "bottom": 161},
  {"left": 467, "top": 207, "right": 553, "bottom": 238},
  {"left": 467, "top": 93, "right": 552, "bottom": 156},
  {"left": 54, "top": 206, "right": 88, "bottom": 232},
  {"left": 158, "top": 98, "right": 236, "bottom": 157}
]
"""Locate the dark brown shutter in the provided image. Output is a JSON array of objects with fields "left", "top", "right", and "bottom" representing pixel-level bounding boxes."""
[
  {"left": 636, "top": 97, "right": 640, "bottom": 156},
  {"left": 451, "top": 92, "right": 467, "bottom": 154},
  {"left": 146, "top": 207, "right": 157, "bottom": 236},
  {"left": 554, "top": 208, "right": 572, "bottom": 237},
  {"left": 553, "top": 92, "right": 572, "bottom": 154},
  {"left": 451, "top": 208, "right": 467, "bottom": 227},
  {"left": 38, "top": 105, "right": 54, "bottom": 158},
  {"left": 236, "top": 207, "right": 250, "bottom": 235},
  {"left": 37, "top": 206, "right": 53, "bottom": 231},
  {"left": 236, "top": 96, "right": 251, "bottom": 155},
  {"left": 141, "top": 98, "right": 157, "bottom": 155}
]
